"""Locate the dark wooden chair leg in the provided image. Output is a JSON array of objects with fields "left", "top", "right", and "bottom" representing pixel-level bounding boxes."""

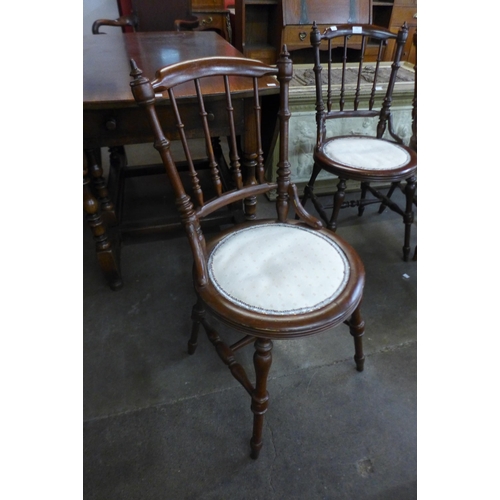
[
  {"left": 301, "top": 162, "right": 322, "bottom": 210},
  {"left": 402, "top": 176, "right": 417, "bottom": 261},
  {"left": 347, "top": 305, "right": 365, "bottom": 372},
  {"left": 188, "top": 298, "right": 205, "bottom": 354},
  {"left": 328, "top": 178, "right": 346, "bottom": 231},
  {"left": 358, "top": 182, "right": 368, "bottom": 216},
  {"left": 378, "top": 181, "right": 398, "bottom": 214},
  {"left": 250, "top": 338, "right": 273, "bottom": 459}
]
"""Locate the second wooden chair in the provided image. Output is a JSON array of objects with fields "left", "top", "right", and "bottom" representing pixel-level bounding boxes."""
[{"left": 301, "top": 22, "right": 417, "bottom": 260}]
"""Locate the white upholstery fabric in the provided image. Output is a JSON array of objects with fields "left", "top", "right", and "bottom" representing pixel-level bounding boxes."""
[
  {"left": 324, "top": 136, "right": 410, "bottom": 170},
  {"left": 208, "top": 224, "right": 349, "bottom": 315}
]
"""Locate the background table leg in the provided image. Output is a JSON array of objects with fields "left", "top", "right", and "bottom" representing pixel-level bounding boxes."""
[{"left": 83, "top": 153, "right": 122, "bottom": 290}]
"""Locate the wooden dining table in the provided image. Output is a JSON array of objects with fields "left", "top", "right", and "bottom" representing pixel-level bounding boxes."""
[{"left": 83, "top": 31, "right": 280, "bottom": 290}]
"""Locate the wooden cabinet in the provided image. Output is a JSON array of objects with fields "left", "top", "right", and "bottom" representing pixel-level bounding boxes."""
[
  {"left": 382, "top": 0, "right": 417, "bottom": 64},
  {"left": 280, "top": 0, "right": 371, "bottom": 53},
  {"left": 234, "top": 0, "right": 280, "bottom": 64},
  {"left": 192, "top": 0, "right": 232, "bottom": 42},
  {"left": 235, "top": 0, "right": 371, "bottom": 64},
  {"left": 235, "top": 0, "right": 416, "bottom": 64}
]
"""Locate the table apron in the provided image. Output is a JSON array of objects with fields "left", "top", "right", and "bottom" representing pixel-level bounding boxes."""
[{"left": 83, "top": 100, "right": 245, "bottom": 149}]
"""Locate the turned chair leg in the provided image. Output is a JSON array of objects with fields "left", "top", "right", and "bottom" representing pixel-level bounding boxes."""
[
  {"left": 250, "top": 338, "right": 273, "bottom": 459},
  {"left": 189, "top": 298, "right": 205, "bottom": 355},
  {"left": 379, "top": 181, "right": 398, "bottom": 214},
  {"left": 358, "top": 182, "right": 368, "bottom": 216},
  {"left": 348, "top": 305, "right": 365, "bottom": 372},
  {"left": 301, "top": 162, "right": 322, "bottom": 210},
  {"left": 328, "top": 177, "right": 346, "bottom": 231},
  {"left": 402, "top": 176, "right": 417, "bottom": 261}
]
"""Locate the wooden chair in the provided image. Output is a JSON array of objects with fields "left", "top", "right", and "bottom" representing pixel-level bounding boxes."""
[
  {"left": 92, "top": 0, "right": 199, "bottom": 34},
  {"left": 129, "top": 48, "right": 367, "bottom": 459},
  {"left": 301, "top": 22, "right": 417, "bottom": 261}
]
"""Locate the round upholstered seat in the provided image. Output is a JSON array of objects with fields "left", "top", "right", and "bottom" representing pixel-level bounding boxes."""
[
  {"left": 323, "top": 136, "right": 411, "bottom": 170},
  {"left": 208, "top": 223, "right": 350, "bottom": 316}
]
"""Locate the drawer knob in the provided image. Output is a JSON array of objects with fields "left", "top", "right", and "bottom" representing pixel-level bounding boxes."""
[
  {"left": 202, "top": 16, "right": 213, "bottom": 26},
  {"left": 299, "top": 32, "right": 307, "bottom": 41},
  {"left": 105, "top": 118, "right": 117, "bottom": 131}
]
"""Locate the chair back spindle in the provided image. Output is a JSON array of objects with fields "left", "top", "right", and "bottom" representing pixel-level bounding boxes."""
[
  {"left": 167, "top": 86, "right": 206, "bottom": 206},
  {"left": 221, "top": 75, "right": 243, "bottom": 190}
]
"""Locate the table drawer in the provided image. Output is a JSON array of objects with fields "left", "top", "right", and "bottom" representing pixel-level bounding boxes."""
[
  {"left": 282, "top": 25, "right": 312, "bottom": 48},
  {"left": 282, "top": 25, "right": 365, "bottom": 51},
  {"left": 196, "top": 11, "right": 226, "bottom": 31},
  {"left": 83, "top": 100, "right": 244, "bottom": 149},
  {"left": 194, "top": 11, "right": 231, "bottom": 42}
]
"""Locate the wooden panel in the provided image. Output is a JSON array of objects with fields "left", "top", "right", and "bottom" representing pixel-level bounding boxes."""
[
  {"left": 193, "top": 0, "right": 225, "bottom": 9},
  {"left": 282, "top": 0, "right": 372, "bottom": 26},
  {"left": 393, "top": 0, "right": 416, "bottom": 6},
  {"left": 384, "top": 2, "right": 417, "bottom": 63},
  {"left": 389, "top": 5, "right": 417, "bottom": 27},
  {"left": 244, "top": 47, "right": 277, "bottom": 64}
]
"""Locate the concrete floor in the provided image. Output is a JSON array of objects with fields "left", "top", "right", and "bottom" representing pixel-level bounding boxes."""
[{"left": 83, "top": 184, "right": 417, "bottom": 499}]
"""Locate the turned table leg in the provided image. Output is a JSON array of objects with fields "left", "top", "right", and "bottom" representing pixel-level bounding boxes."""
[
  {"left": 83, "top": 153, "right": 122, "bottom": 290},
  {"left": 84, "top": 148, "right": 117, "bottom": 225}
]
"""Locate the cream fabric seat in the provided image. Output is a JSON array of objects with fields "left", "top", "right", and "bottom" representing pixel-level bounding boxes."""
[
  {"left": 323, "top": 136, "right": 411, "bottom": 171},
  {"left": 208, "top": 223, "right": 350, "bottom": 315}
]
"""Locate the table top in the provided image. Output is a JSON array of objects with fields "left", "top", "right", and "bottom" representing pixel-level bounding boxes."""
[{"left": 83, "top": 31, "right": 278, "bottom": 110}]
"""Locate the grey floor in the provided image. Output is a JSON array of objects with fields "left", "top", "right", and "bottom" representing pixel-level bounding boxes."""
[{"left": 83, "top": 182, "right": 417, "bottom": 499}]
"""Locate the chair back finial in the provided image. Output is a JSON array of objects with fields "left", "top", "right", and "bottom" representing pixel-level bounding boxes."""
[{"left": 129, "top": 59, "right": 142, "bottom": 79}]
